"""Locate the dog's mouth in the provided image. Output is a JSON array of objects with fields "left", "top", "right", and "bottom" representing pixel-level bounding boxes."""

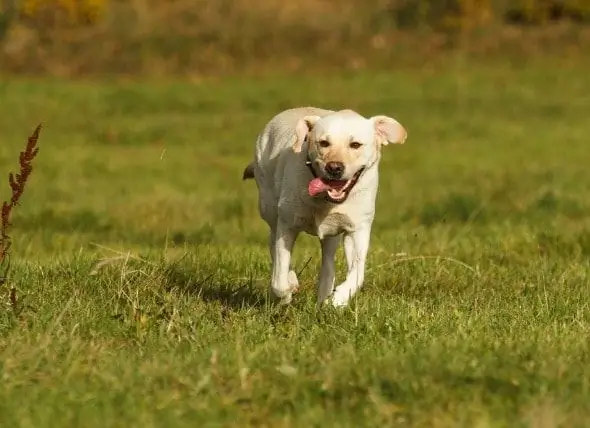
[{"left": 308, "top": 168, "right": 365, "bottom": 203}]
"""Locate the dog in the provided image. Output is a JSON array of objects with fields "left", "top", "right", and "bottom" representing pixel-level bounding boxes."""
[{"left": 242, "top": 107, "right": 407, "bottom": 307}]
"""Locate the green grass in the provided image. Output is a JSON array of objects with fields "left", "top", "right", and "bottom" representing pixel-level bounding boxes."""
[{"left": 0, "top": 57, "right": 589, "bottom": 427}]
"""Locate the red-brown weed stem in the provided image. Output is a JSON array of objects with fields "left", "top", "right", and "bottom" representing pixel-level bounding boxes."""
[{"left": 0, "top": 124, "right": 42, "bottom": 285}]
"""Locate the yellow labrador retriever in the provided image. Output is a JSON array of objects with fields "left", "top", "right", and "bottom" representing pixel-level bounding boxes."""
[{"left": 243, "top": 107, "right": 407, "bottom": 307}]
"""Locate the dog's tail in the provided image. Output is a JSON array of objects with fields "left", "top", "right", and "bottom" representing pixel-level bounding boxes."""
[{"left": 242, "top": 162, "right": 255, "bottom": 180}]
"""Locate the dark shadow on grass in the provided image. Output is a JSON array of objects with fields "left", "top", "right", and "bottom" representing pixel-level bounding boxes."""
[
  {"left": 160, "top": 262, "right": 266, "bottom": 309},
  {"left": 376, "top": 374, "right": 522, "bottom": 404},
  {"left": 403, "top": 192, "right": 487, "bottom": 226},
  {"left": 443, "top": 374, "right": 522, "bottom": 397}
]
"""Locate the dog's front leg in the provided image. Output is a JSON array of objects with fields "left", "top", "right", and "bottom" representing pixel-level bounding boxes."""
[
  {"left": 331, "top": 226, "right": 371, "bottom": 307},
  {"left": 269, "top": 220, "right": 298, "bottom": 304},
  {"left": 317, "top": 235, "right": 341, "bottom": 305}
]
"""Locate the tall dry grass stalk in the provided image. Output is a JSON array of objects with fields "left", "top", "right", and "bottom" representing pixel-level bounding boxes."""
[{"left": 0, "top": 124, "right": 41, "bottom": 288}]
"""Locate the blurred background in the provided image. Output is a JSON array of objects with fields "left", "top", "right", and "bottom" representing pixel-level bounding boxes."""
[{"left": 1, "top": 0, "right": 588, "bottom": 77}]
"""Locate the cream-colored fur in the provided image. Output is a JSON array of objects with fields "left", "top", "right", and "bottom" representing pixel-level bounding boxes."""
[{"left": 243, "top": 107, "right": 407, "bottom": 307}]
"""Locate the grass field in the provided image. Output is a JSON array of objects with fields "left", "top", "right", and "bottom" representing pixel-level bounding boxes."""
[{"left": 0, "top": 58, "right": 589, "bottom": 427}]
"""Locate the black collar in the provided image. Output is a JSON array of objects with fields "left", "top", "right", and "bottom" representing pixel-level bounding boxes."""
[
  {"left": 304, "top": 136, "right": 318, "bottom": 178},
  {"left": 305, "top": 155, "right": 317, "bottom": 178}
]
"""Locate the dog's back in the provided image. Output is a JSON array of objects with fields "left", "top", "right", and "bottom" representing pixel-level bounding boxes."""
[{"left": 242, "top": 107, "right": 333, "bottom": 181}]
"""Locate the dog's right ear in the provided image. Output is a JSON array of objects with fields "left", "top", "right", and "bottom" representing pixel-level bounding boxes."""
[{"left": 293, "top": 115, "right": 321, "bottom": 153}]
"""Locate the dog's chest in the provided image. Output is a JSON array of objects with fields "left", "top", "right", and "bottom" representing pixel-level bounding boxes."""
[
  {"left": 317, "top": 212, "right": 355, "bottom": 238},
  {"left": 295, "top": 208, "right": 355, "bottom": 238}
]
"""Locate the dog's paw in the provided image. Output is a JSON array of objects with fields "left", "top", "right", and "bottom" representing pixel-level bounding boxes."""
[
  {"left": 288, "top": 270, "right": 299, "bottom": 293},
  {"left": 270, "top": 291, "right": 293, "bottom": 305},
  {"left": 277, "top": 293, "right": 293, "bottom": 305},
  {"left": 270, "top": 285, "right": 293, "bottom": 305},
  {"left": 330, "top": 287, "right": 352, "bottom": 308}
]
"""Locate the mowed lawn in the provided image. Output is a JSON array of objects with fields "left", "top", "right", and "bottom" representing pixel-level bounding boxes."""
[{"left": 0, "top": 59, "right": 589, "bottom": 427}]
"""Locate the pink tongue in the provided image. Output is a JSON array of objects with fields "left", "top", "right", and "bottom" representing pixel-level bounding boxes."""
[
  {"left": 308, "top": 178, "right": 331, "bottom": 196},
  {"left": 308, "top": 178, "right": 348, "bottom": 196}
]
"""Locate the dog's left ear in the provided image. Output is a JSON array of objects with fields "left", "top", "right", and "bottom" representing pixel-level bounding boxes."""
[
  {"left": 371, "top": 115, "right": 407, "bottom": 146},
  {"left": 293, "top": 115, "right": 321, "bottom": 153}
]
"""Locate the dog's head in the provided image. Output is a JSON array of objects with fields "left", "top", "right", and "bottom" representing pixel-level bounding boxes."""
[{"left": 293, "top": 109, "right": 407, "bottom": 203}]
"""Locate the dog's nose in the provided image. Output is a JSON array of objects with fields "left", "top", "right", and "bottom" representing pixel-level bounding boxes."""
[{"left": 325, "top": 162, "right": 345, "bottom": 179}]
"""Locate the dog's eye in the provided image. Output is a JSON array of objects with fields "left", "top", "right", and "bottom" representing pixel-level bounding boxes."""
[
  {"left": 318, "top": 140, "right": 330, "bottom": 148},
  {"left": 349, "top": 142, "right": 362, "bottom": 149}
]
